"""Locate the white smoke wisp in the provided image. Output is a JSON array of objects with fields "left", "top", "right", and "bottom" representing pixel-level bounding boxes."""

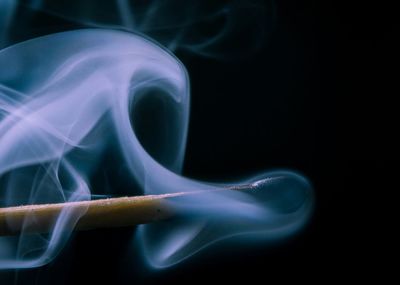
[
  {"left": 0, "top": 29, "right": 189, "bottom": 268},
  {"left": 0, "top": 29, "right": 313, "bottom": 269},
  {"left": 2, "top": 0, "right": 271, "bottom": 59}
]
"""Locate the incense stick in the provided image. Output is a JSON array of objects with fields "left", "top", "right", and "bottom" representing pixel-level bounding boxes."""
[
  {"left": 0, "top": 192, "right": 188, "bottom": 236},
  {"left": 0, "top": 181, "right": 264, "bottom": 236}
]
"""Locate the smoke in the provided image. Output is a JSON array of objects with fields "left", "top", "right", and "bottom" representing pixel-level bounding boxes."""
[
  {"left": 0, "top": 0, "right": 313, "bottom": 271},
  {"left": 2, "top": 0, "right": 273, "bottom": 59}
]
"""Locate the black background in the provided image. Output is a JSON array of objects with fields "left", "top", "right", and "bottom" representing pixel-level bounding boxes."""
[{"left": 1, "top": 0, "right": 397, "bottom": 283}]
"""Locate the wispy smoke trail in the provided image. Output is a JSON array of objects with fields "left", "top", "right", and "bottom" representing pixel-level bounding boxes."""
[
  {"left": 0, "top": 29, "right": 190, "bottom": 268},
  {"left": 0, "top": 0, "right": 17, "bottom": 47},
  {"left": 3, "top": 0, "right": 272, "bottom": 59},
  {"left": 0, "top": 1, "right": 313, "bottom": 270}
]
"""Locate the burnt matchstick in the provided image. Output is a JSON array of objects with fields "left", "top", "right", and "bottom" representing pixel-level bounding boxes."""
[{"left": 0, "top": 181, "right": 267, "bottom": 236}]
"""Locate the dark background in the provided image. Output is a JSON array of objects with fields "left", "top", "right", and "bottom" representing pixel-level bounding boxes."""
[{"left": 1, "top": 0, "right": 397, "bottom": 283}]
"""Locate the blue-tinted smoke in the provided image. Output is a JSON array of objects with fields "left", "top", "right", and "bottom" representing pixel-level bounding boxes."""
[
  {"left": 2, "top": 0, "right": 273, "bottom": 59},
  {"left": 0, "top": 1, "right": 313, "bottom": 270}
]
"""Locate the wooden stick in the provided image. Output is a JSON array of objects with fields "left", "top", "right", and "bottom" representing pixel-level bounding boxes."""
[
  {"left": 0, "top": 192, "right": 190, "bottom": 236},
  {"left": 0, "top": 181, "right": 262, "bottom": 236}
]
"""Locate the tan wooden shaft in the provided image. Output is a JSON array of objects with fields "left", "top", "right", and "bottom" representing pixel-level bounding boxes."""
[{"left": 0, "top": 193, "right": 186, "bottom": 236}]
